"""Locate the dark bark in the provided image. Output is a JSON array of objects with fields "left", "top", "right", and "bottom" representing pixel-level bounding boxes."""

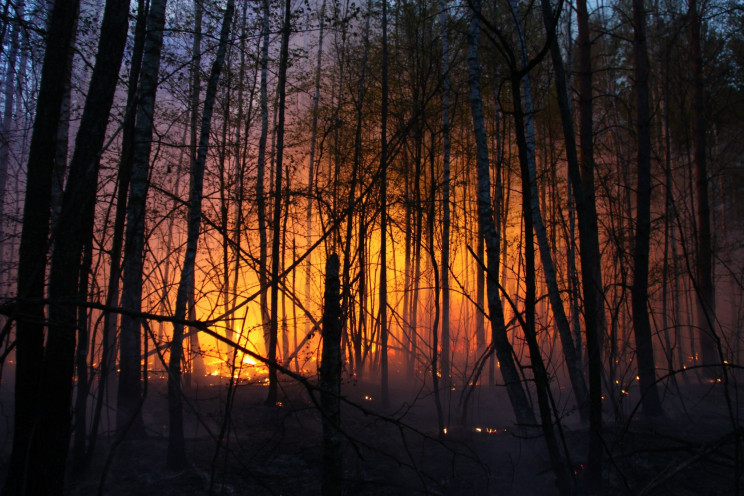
[
  {"left": 0, "top": 0, "right": 23, "bottom": 231},
  {"left": 267, "top": 0, "right": 292, "bottom": 405},
  {"left": 117, "top": 0, "right": 169, "bottom": 436},
  {"left": 304, "top": 0, "right": 327, "bottom": 359},
  {"left": 428, "top": 130, "right": 445, "bottom": 436},
  {"left": 321, "top": 254, "right": 342, "bottom": 496},
  {"left": 3, "top": 0, "right": 81, "bottom": 492},
  {"left": 50, "top": 11, "right": 77, "bottom": 234},
  {"left": 257, "top": 0, "right": 270, "bottom": 363},
  {"left": 379, "top": 0, "right": 389, "bottom": 407},
  {"left": 689, "top": 0, "right": 717, "bottom": 372},
  {"left": 539, "top": 0, "right": 604, "bottom": 485},
  {"left": 439, "top": 0, "right": 452, "bottom": 387},
  {"left": 574, "top": 0, "right": 605, "bottom": 485},
  {"left": 631, "top": 0, "right": 663, "bottom": 416},
  {"left": 343, "top": 0, "right": 371, "bottom": 381},
  {"left": 507, "top": 6, "right": 572, "bottom": 490},
  {"left": 467, "top": 0, "right": 535, "bottom": 427},
  {"left": 45, "top": 0, "right": 130, "bottom": 477},
  {"left": 88, "top": 0, "right": 148, "bottom": 463},
  {"left": 167, "top": 0, "right": 234, "bottom": 469},
  {"left": 509, "top": 0, "right": 589, "bottom": 421}
]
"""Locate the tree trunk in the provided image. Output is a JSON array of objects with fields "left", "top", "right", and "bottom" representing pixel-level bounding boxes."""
[
  {"left": 467, "top": 0, "right": 535, "bottom": 427},
  {"left": 45, "top": 0, "right": 130, "bottom": 477},
  {"left": 305, "top": 0, "right": 326, "bottom": 342},
  {"left": 343, "top": 0, "right": 371, "bottom": 381},
  {"left": 117, "top": 0, "right": 169, "bottom": 436},
  {"left": 3, "top": 0, "right": 81, "bottom": 492},
  {"left": 510, "top": 0, "right": 589, "bottom": 420},
  {"left": 50, "top": 8, "right": 78, "bottom": 233},
  {"left": 539, "top": 0, "right": 604, "bottom": 484},
  {"left": 439, "top": 0, "right": 452, "bottom": 388},
  {"left": 689, "top": 0, "right": 717, "bottom": 373},
  {"left": 257, "top": 0, "right": 270, "bottom": 362},
  {"left": 379, "top": 0, "right": 390, "bottom": 408},
  {"left": 428, "top": 129, "right": 445, "bottom": 436},
  {"left": 631, "top": 0, "right": 662, "bottom": 416},
  {"left": 267, "top": 0, "right": 292, "bottom": 405},
  {"left": 167, "top": 0, "right": 234, "bottom": 468},
  {"left": 89, "top": 0, "right": 147, "bottom": 462},
  {"left": 321, "top": 253, "right": 342, "bottom": 496},
  {"left": 0, "top": 0, "right": 23, "bottom": 237}
]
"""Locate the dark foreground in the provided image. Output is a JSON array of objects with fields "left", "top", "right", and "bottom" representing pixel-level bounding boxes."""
[{"left": 1, "top": 374, "right": 742, "bottom": 495}]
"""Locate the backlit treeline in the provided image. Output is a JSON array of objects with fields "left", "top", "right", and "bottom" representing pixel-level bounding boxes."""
[{"left": 0, "top": 0, "right": 742, "bottom": 493}]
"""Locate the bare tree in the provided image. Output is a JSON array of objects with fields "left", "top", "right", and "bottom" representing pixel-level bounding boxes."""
[
  {"left": 538, "top": 0, "right": 604, "bottom": 484},
  {"left": 689, "top": 0, "right": 717, "bottom": 373},
  {"left": 631, "top": 0, "right": 663, "bottom": 416},
  {"left": 3, "top": 0, "right": 81, "bottom": 492},
  {"left": 439, "top": 0, "right": 452, "bottom": 387},
  {"left": 46, "top": 0, "right": 131, "bottom": 474},
  {"left": 167, "top": 0, "right": 235, "bottom": 469},
  {"left": 118, "top": 0, "right": 170, "bottom": 436},
  {"left": 321, "top": 253, "right": 342, "bottom": 496},
  {"left": 467, "top": 0, "right": 535, "bottom": 427},
  {"left": 379, "top": 0, "right": 390, "bottom": 407},
  {"left": 267, "top": 0, "right": 292, "bottom": 405}
]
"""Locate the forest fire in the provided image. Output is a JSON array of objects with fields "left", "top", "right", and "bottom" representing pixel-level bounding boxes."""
[{"left": 0, "top": 0, "right": 743, "bottom": 494}]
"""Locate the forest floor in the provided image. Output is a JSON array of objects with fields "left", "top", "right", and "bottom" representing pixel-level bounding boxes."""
[{"left": 2, "top": 369, "right": 743, "bottom": 495}]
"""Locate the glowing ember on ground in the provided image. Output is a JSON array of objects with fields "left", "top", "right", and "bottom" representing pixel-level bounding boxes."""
[{"left": 473, "top": 427, "right": 503, "bottom": 435}]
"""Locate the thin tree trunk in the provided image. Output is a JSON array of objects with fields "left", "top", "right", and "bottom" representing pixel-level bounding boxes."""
[
  {"left": 305, "top": 0, "right": 326, "bottom": 341},
  {"left": 539, "top": 0, "right": 604, "bottom": 484},
  {"left": 631, "top": 0, "right": 663, "bottom": 416},
  {"left": 510, "top": 0, "right": 589, "bottom": 420},
  {"left": 167, "top": 0, "right": 234, "bottom": 468},
  {"left": 379, "top": 0, "right": 390, "bottom": 408},
  {"left": 428, "top": 129, "right": 445, "bottom": 436},
  {"left": 0, "top": 0, "right": 23, "bottom": 235},
  {"left": 266, "top": 0, "right": 292, "bottom": 405},
  {"left": 403, "top": 169, "right": 413, "bottom": 378},
  {"left": 117, "top": 0, "right": 170, "bottom": 436},
  {"left": 89, "top": 0, "right": 147, "bottom": 461},
  {"left": 689, "top": 0, "right": 717, "bottom": 373},
  {"left": 257, "top": 0, "right": 270, "bottom": 360},
  {"left": 343, "top": 0, "right": 371, "bottom": 381},
  {"left": 321, "top": 253, "right": 342, "bottom": 496},
  {"left": 468, "top": 0, "right": 534, "bottom": 427},
  {"left": 439, "top": 0, "right": 452, "bottom": 387}
]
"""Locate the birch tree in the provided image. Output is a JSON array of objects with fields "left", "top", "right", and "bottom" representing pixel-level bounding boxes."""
[
  {"left": 167, "top": 0, "right": 235, "bottom": 469},
  {"left": 117, "top": 0, "right": 170, "bottom": 436},
  {"left": 467, "top": 0, "right": 535, "bottom": 427}
]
